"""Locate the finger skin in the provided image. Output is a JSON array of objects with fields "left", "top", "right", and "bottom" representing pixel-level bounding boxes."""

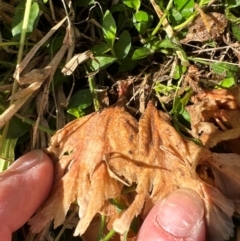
[
  {"left": 137, "top": 189, "right": 206, "bottom": 241},
  {"left": 0, "top": 150, "right": 54, "bottom": 241}
]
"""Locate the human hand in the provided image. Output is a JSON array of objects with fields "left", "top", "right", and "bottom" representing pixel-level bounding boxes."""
[
  {"left": 0, "top": 150, "right": 54, "bottom": 241},
  {"left": 0, "top": 151, "right": 205, "bottom": 241},
  {"left": 137, "top": 189, "right": 206, "bottom": 241}
]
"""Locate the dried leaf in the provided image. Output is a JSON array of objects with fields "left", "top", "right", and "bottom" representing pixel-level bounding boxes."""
[
  {"left": 187, "top": 88, "right": 240, "bottom": 151},
  {"left": 181, "top": 12, "right": 228, "bottom": 43},
  {"left": 29, "top": 102, "right": 240, "bottom": 241},
  {"left": 62, "top": 50, "right": 93, "bottom": 75},
  {"left": 29, "top": 104, "right": 138, "bottom": 235}
]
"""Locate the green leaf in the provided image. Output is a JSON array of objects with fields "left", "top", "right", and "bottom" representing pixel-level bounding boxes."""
[
  {"left": 171, "top": 89, "right": 193, "bottom": 124},
  {"left": 171, "top": 96, "right": 183, "bottom": 114},
  {"left": 231, "top": 23, "right": 240, "bottom": 40},
  {"left": 226, "top": 0, "right": 240, "bottom": 8},
  {"left": 52, "top": 69, "right": 71, "bottom": 90},
  {"left": 49, "top": 36, "right": 64, "bottom": 54},
  {"left": 133, "top": 11, "right": 149, "bottom": 34},
  {"left": 211, "top": 62, "right": 239, "bottom": 77},
  {"left": 119, "top": 58, "right": 136, "bottom": 72},
  {"left": 151, "top": 39, "right": 180, "bottom": 51},
  {"left": 69, "top": 89, "right": 92, "bottom": 110},
  {"left": 123, "top": 0, "right": 141, "bottom": 10},
  {"left": 154, "top": 83, "right": 179, "bottom": 95},
  {"left": 0, "top": 138, "right": 17, "bottom": 171},
  {"left": 91, "top": 43, "right": 110, "bottom": 55},
  {"left": 130, "top": 216, "right": 139, "bottom": 234},
  {"left": 67, "top": 108, "right": 83, "bottom": 118},
  {"left": 219, "top": 77, "right": 236, "bottom": 88},
  {"left": 67, "top": 89, "right": 92, "bottom": 118},
  {"left": 173, "top": 65, "right": 187, "bottom": 79},
  {"left": 110, "top": 3, "right": 126, "bottom": 13},
  {"left": 114, "top": 30, "right": 131, "bottom": 60},
  {"left": 12, "top": 1, "right": 40, "bottom": 41},
  {"left": 102, "top": 10, "right": 117, "bottom": 48},
  {"left": 88, "top": 56, "right": 117, "bottom": 71},
  {"left": 6, "top": 116, "right": 30, "bottom": 139},
  {"left": 0, "top": 60, "right": 15, "bottom": 67},
  {"left": 132, "top": 47, "right": 151, "bottom": 60},
  {"left": 225, "top": 9, "right": 240, "bottom": 23},
  {"left": 119, "top": 49, "right": 137, "bottom": 72},
  {"left": 174, "top": 0, "right": 194, "bottom": 18},
  {"left": 169, "top": 8, "right": 183, "bottom": 25},
  {"left": 117, "top": 11, "right": 135, "bottom": 30}
]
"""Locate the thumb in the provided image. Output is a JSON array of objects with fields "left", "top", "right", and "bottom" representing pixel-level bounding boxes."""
[
  {"left": 0, "top": 150, "right": 54, "bottom": 241},
  {"left": 137, "top": 188, "right": 205, "bottom": 241}
]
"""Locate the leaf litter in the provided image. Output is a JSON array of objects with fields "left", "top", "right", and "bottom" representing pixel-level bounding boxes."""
[
  {"left": 28, "top": 85, "right": 240, "bottom": 241},
  {"left": 1, "top": 1, "right": 240, "bottom": 241}
]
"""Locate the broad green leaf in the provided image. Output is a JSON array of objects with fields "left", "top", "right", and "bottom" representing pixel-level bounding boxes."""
[
  {"left": 169, "top": 8, "right": 183, "bottom": 25},
  {"left": 119, "top": 58, "right": 136, "bottom": 72},
  {"left": 67, "top": 108, "right": 84, "bottom": 118},
  {"left": 132, "top": 47, "right": 151, "bottom": 60},
  {"left": 171, "top": 89, "right": 193, "bottom": 114},
  {"left": 119, "top": 49, "right": 137, "bottom": 72},
  {"left": 123, "top": 0, "right": 141, "bottom": 10},
  {"left": 174, "top": 0, "right": 194, "bottom": 18},
  {"left": 49, "top": 36, "right": 64, "bottom": 54},
  {"left": 52, "top": 69, "right": 71, "bottom": 89},
  {"left": 219, "top": 77, "right": 236, "bottom": 88},
  {"left": 91, "top": 43, "right": 110, "bottom": 55},
  {"left": 102, "top": 10, "right": 116, "bottom": 48},
  {"left": 12, "top": 2, "right": 40, "bottom": 41},
  {"left": 110, "top": 3, "right": 126, "bottom": 13},
  {"left": 173, "top": 65, "right": 187, "bottom": 79},
  {"left": 171, "top": 96, "right": 183, "bottom": 114},
  {"left": 231, "top": 23, "right": 240, "bottom": 40},
  {"left": 180, "top": 109, "right": 191, "bottom": 123},
  {"left": 225, "top": 9, "right": 240, "bottom": 23},
  {"left": 151, "top": 39, "right": 180, "bottom": 51},
  {"left": 171, "top": 90, "right": 193, "bottom": 124},
  {"left": 88, "top": 56, "right": 117, "bottom": 71},
  {"left": 114, "top": 30, "right": 131, "bottom": 60},
  {"left": 67, "top": 89, "right": 93, "bottom": 118},
  {"left": 117, "top": 11, "right": 135, "bottom": 30},
  {"left": 133, "top": 11, "right": 149, "bottom": 34},
  {"left": 6, "top": 116, "right": 30, "bottom": 139},
  {"left": 211, "top": 62, "right": 239, "bottom": 77},
  {"left": 226, "top": 0, "right": 240, "bottom": 8}
]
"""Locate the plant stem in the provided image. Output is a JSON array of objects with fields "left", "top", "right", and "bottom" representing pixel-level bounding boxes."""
[
  {"left": 89, "top": 75, "right": 100, "bottom": 111},
  {"left": 15, "top": 113, "right": 55, "bottom": 135},
  {"left": 102, "top": 229, "right": 116, "bottom": 241},
  {"left": 96, "top": 215, "right": 106, "bottom": 241},
  {"left": 174, "top": 0, "right": 206, "bottom": 31},
  {"left": 151, "top": 0, "right": 174, "bottom": 36},
  {"left": 14, "top": 0, "right": 33, "bottom": 94},
  {"left": 85, "top": 64, "right": 101, "bottom": 111},
  {"left": 149, "top": 0, "right": 189, "bottom": 66},
  {"left": 0, "top": 0, "right": 33, "bottom": 155}
]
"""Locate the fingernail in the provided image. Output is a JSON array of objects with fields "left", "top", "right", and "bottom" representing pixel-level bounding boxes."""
[
  {"left": 156, "top": 189, "right": 204, "bottom": 238},
  {"left": 8, "top": 150, "right": 44, "bottom": 172}
]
